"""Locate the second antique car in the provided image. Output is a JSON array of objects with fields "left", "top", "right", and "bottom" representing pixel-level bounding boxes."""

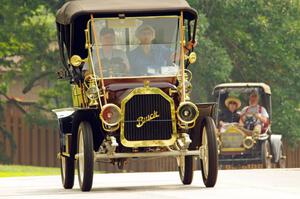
[
  {"left": 53, "top": 0, "right": 218, "bottom": 191},
  {"left": 213, "top": 83, "right": 286, "bottom": 168}
]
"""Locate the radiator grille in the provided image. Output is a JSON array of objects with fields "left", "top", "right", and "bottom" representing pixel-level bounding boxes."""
[
  {"left": 221, "top": 132, "right": 244, "bottom": 149},
  {"left": 123, "top": 94, "right": 173, "bottom": 142}
]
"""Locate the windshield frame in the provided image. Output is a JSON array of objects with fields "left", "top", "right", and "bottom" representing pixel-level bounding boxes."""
[{"left": 85, "top": 15, "right": 182, "bottom": 80}]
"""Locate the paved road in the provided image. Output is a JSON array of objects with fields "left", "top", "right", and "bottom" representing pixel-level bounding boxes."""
[{"left": 0, "top": 169, "right": 299, "bottom": 199}]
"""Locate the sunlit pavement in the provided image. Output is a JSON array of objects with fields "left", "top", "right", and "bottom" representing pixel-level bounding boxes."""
[{"left": 0, "top": 169, "right": 299, "bottom": 199}]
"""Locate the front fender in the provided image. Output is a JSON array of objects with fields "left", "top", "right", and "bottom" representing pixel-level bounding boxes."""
[
  {"left": 53, "top": 107, "right": 104, "bottom": 156},
  {"left": 270, "top": 134, "right": 283, "bottom": 163},
  {"left": 189, "top": 103, "right": 216, "bottom": 149},
  {"left": 52, "top": 108, "right": 76, "bottom": 153}
]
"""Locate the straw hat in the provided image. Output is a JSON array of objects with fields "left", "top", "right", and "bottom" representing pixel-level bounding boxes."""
[{"left": 225, "top": 96, "right": 241, "bottom": 109}]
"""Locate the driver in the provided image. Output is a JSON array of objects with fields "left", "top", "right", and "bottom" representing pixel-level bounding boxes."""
[
  {"left": 239, "top": 90, "right": 269, "bottom": 133},
  {"left": 83, "top": 27, "right": 129, "bottom": 76},
  {"left": 219, "top": 96, "right": 241, "bottom": 129},
  {"left": 128, "top": 25, "right": 172, "bottom": 75}
]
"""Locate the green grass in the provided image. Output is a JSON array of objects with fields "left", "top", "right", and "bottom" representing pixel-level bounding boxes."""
[{"left": 0, "top": 165, "right": 60, "bottom": 177}]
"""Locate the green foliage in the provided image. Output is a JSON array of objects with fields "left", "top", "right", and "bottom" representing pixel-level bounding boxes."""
[
  {"left": 0, "top": 0, "right": 69, "bottom": 162},
  {"left": 189, "top": 0, "right": 300, "bottom": 143},
  {"left": 190, "top": 13, "right": 233, "bottom": 102},
  {"left": 0, "top": 0, "right": 71, "bottom": 110}
]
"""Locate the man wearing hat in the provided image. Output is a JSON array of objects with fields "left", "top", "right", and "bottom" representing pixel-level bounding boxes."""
[
  {"left": 128, "top": 24, "right": 196, "bottom": 75},
  {"left": 240, "top": 90, "right": 269, "bottom": 133},
  {"left": 219, "top": 96, "right": 241, "bottom": 128},
  {"left": 128, "top": 24, "right": 172, "bottom": 75}
]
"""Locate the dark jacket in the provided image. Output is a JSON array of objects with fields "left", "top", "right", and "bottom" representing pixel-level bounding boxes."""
[{"left": 219, "top": 109, "right": 240, "bottom": 123}]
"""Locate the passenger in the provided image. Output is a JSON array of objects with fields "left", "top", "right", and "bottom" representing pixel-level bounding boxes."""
[
  {"left": 83, "top": 27, "right": 129, "bottom": 76},
  {"left": 219, "top": 96, "right": 241, "bottom": 129},
  {"left": 128, "top": 24, "right": 197, "bottom": 75},
  {"left": 239, "top": 90, "right": 269, "bottom": 133},
  {"left": 128, "top": 25, "right": 172, "bottom": 75}
]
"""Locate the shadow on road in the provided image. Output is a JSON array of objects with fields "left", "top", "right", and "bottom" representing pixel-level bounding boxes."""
[
  {"left": 23, "top": 184, "right": 206, "bottom": 196},
  {"left": 91, "top": 184, "right": 205, "bottom": 193}
]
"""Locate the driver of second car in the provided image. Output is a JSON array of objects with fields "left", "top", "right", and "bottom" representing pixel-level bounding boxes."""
[
  {"left": 83, "top": 27, "right": 129, "bottom": 77},
  {"left": 239, "top": 90, "right": 269, "bottom": 133}
]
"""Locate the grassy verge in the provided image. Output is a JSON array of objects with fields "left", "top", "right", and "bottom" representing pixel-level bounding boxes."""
[{"left": 0, "top": 165, "right": 60, "bottom": 177}]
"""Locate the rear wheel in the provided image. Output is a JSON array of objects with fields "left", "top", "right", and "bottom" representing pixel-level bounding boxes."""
[
  {"left": 200, "top": 117, "right": 218, "bottom": 187},
  {"left": 178, "top": 155, "right": 194, "bottom": 185},
  {"left": 77, "top": 122, "right": 94, "bottom": 192},
  {"left": 262, "top": 140, "right": 272, "bottom": 168},
  {"left": 60, "top": 155, "right": 75, "bottom": 189}
]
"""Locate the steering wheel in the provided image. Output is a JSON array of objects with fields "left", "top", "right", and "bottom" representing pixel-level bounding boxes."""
[
  {"left": 105, "top": 57, "right": 127, "bottom": 77},
  {"left": 244, "top": 113, "right": 257, "bottom": 130}
]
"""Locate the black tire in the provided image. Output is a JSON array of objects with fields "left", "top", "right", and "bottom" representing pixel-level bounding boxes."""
[
  {"left": 262, "top": 140, "right": 272, "bottom": 168},
  {"left": 200, "top": 117, "right": 218, "bottom": 187},
  {"left": 60, "top": 155, "right": 75, "bottom": 189},
  {"left": 77, "top": 122, "right": 94, "bottom": 192},
  {"left": 178, "top": 155, "right": 194, "bottom": 185},
  {"left": 277, "top": 144, "right": 286, "bottom": 168}
]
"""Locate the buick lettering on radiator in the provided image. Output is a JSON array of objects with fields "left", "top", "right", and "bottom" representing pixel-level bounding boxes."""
[{"left": 136, "top": 111, "right": 160, "bottom": 128}]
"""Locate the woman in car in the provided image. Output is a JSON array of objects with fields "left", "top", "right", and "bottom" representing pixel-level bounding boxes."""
[{"left": 219, "top": 96, "right": 241, "bottom": 132}]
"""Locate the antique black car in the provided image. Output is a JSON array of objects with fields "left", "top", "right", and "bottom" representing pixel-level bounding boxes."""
[
  {"left": 53, "top": 0, "right": 218, "bottom": 191},
  {"left": 213, "top": 83, "right": 286, "bottom": 168}
]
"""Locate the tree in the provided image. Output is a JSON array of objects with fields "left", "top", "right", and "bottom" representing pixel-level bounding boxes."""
[
  {"left": 189, "top": 0, "right": 300, "bottom": 143},
  {"left": 189, "top": 12, "right": 233, "bottom": 102},
  {"left": 0, "top": 0, "right": 70, "bottom": 162}
]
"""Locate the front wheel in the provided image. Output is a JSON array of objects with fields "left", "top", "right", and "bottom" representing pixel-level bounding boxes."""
[
  {"left": 200, "top": 117, "right": 218, "bottom": 187},
  {"left": 262, "top": 140, "right": 272, "bottom": 168},
  {"left": 77, "top": 122, "right": 94, "bottom": 192},
  {"left": 178, "top": 155, "right": 194, "bottom": 185}
]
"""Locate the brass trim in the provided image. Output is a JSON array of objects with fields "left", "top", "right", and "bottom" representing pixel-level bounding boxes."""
[
  {"left": 136, "top": 110, "right": 160, "bottom": 128},
  {"left": 219, "top": 125, "right": 246, "bottom": 152},
  {"left": 176, "top": 101, "right": 199, "bottom": 125},
  {"left": 221, "top": 147, "right": 245, "bottom": 152},
  {"left": 178, "top": 120, "right": 196, "bottom": 129},
  {"left": 102, "top": 123, "right": 120, "bottom": 132},
  {"left": 90, "top": 14, "right": 107, "bottom": 105},
  {"left": 103, "top": 75, "right": 177, "bottom": 80},
  {"left": 179, "top": 11, "right": 186, "bottom": 102},
  {"left": 120, "top": 87, "right": 177, "bottom": 147},
  {"left": 65, "top": 133, "right": 72, "bottom": 155},
  {"left": 100, "top": 103, "right": 122, "bottom": 126},
  {"left": 243, "top": 136, "right": 255, "bottom": 149},
  {"left": 188, "top": 52, "right": 197, "bottom": 64},
  {"left": 70, "top": 55, "right": 86, "bottom": 67},
  {"left": 71, "top": 84, "right": 85, "bottom": 107},
  {"left": 86, "top": 15, "right": 180, "bottom": 80}
]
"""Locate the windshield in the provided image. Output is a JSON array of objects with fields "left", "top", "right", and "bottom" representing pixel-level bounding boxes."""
[
  {"left": 215, "top": 88, "right": 270, "bottom": 119},
  {"left": 85, "top": 16, "right": 182, "bottom": 78}
]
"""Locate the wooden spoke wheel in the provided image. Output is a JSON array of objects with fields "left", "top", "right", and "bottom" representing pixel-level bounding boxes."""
[
  {"left": 200, "top": 117, "right": 218, "bottom": 187},
  {"left": 77, "top": 122, "right": 94, "bottom": 192}
]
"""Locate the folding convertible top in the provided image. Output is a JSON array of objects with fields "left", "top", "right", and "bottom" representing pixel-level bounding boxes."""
[
  {"left": 56, "top": 0, "right": 198, "bottom": 25},
  {"left": 213, "top": 83, "right": 271, "bottom": 95}
]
